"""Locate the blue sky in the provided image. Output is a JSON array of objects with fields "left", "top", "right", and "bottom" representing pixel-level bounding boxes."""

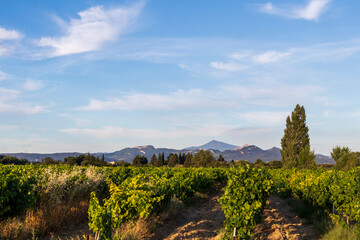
[{"left": 1, "top": 0, "right": 360, "bottom": 155}]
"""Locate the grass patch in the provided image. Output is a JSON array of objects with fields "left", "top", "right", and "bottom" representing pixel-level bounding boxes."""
[
  {"left": 321, "top": 224, "right": 360, "bottom": 240},
  {"left": 285, "top": 197, "right": 332, "bottom": 235},
  {"left": 283, "top": 196, "right": 360, "bottom": 240}
]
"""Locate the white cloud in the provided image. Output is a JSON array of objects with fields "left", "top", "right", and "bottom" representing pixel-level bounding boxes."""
[
  {"left": 228, "top": 51, "right": 251, "bottom": 60},
  {"left": 38, "top": 2, "right": 145, "bottom": 57},
  {"left": 23, "top": 80, "right": 44, "bottom": 91},
  {"left": 0, "top": 27, "right": 23, "bottom": 56},
  {"left": 77, "top": 89, "right": 232, "bottom": 111},
  {"left": 258, "top": 0, "right": 331, "bottom": 21},
  {"left": 252, "top": 50, "right": 291, "bottom": 63},
  {"left": 210, "top": 61, "right": 247, "bottom": 71},
  {"left": 0, "top": 87, "right": 46, "bottom": 115},
  {"left": 0, "top": 27, "right": 22, "bottom": 40}
]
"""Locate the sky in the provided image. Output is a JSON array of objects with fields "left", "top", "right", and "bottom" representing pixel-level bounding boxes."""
[{"left": 0, "top": 0, "right": 360, "bottom": 155}]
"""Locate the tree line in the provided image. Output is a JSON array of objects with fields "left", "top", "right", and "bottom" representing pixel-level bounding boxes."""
[
  {"left": 129, "top": 150, "right": 228, "bottom": 168},
  {"left": 0, "top": 153, "right": 108, "bottom": 166}
]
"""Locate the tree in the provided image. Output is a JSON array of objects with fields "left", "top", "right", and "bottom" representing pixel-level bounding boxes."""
[
  {"left": 42, "top": 156, "right": 57, "bottom": 164},
  {"left": 266, "top": 160, "right": 283, "bottom": 169},
  {"left": 184, "top": 153, "right": 193, "bottom": 167},
  {"left": 132, "top": 155, "right": 148, "bottom": 166},
  {"left": 0, "top": 156, "right": 28, "bottom": 165},
  {"left": 281, "top": 104, "right": 314, "bottom": 168},
  {"left": 167, "top": 153, "right": 179, "bottom": 167},
  {"left": 331, "top": 146, "right": 359, "bottom": 171},
  {"left": 179, "top": 153, "right": 186, "bottom": 165},
  {"left": 150, "top": 154, "right": 157, "bottom": 166},
  {"left": 296, "top": 146, "right": 316, "bottom": 169},
  {"left": 192, "top": 150, "right": 216, "bottom": 167},
  {"left": 218, "top": 155, "right": 225, "bottom": 163},
  {"left": 254, "top": 159, "right": 266, "bottom": 168}
]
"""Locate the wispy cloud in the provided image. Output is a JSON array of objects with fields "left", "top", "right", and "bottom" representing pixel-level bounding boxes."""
[
  {"left": 77, "top": 89, "right": 232, "bottom": 111},
  {"left": 0, "top": 71, "right": 8, "bottom": 81},
  {"left": 61, "top": 124, "right": 234, "bottom": 139},
  {"left": 23, "top": 79, "right": 44, "bottom": 91},
  {"left": 222, "top": 83, "right": 326, "bottom": 107},
  {"left": 258, "top": 0, "right": 331, "bottom": 21},
  {"left": 38, "top": 2, "right": 145, "bottom": 57},
  {"left": 0, "top": 87, "right": 45, "bottom": 115},
  {"left": 77, "top": 80, "right": 328, "bottom": 114},
  {"left": 252, "top": 50, "right": 291, "bottom": 63},
  {"left": 237, "top": 111, "right": 290, "bottom": 125},
  {"left": 210, "top": 61, "right": 247, "bottom": 71}
]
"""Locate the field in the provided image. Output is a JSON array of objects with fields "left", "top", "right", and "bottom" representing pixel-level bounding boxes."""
[{"left": 1, "top": 164, "right": 360, "bottom": 240}]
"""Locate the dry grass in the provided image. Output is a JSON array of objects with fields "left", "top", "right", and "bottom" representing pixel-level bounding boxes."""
[
  {"left": 213, "top": 228, "right": 226, "bottom": 240},
  {"left": 116, "top": 219, "right": 151, "bottom": 240},
  {"left": 0, "top": 166, "right": 106, "bottom": 239},
  {"left": 0, "top": 201, "right": 89, "bottom": 239}
]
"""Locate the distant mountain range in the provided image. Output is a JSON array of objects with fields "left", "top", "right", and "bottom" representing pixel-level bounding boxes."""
[{"left": 2, "top": 140, "right": 334, "bottom": 164}]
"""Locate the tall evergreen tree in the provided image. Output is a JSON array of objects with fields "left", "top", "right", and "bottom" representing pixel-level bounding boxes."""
[
  {"left": 184, "top": 153, "right": 193, "bottom": 167},
  {"left": 150, "top": 154, "right": 157, "bottom": 166},
  {"left": 281, "top": 104, "right": 314, "bottom": 168},
  {"left": 167, "top": 153, "right": 179, "bottom": 167},
  {"left": 132, "top": 155, "right": 148, "bottom": 166}
]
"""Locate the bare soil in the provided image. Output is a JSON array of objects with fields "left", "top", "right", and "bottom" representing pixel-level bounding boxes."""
[
  {"left": 253, "top": 195, "right": 319, "bottom": 240},
  {"left": 148, "top": 190, "right": 225, "bottom": 240}
]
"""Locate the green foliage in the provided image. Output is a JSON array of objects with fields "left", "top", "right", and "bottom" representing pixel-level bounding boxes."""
[
  {"left": 296, "top": 145, "right": 316, "bottom": 169},
  {"left": 191, "top": 150, "right": 217, "bottom": 167},
  {"left": 219, "top": 166, "right": 273, "bottom": 239},
  {"left": 0, "top": 165, "right": 37, "bottom": 219},
  {"left": 149, "top": 154, "right": 157, "bottom": 166},
  {"left": 183, "top": 153, "right": 193, "bottom": 167},
  {"left": 64, "top": 154, "right": 107, "bottom": 166},
  {"left": 0, "top": 156, "right": 28, "bottom": 165},
  {"left": 266, "top": 160, "right": 282, "bottom": 169},
  {"left": 167, "top": 153, "right": 179, "bottom": 167},
  {"left": 331, "top": 146, "right": 359, "bottom": 171},
  {"left": 270, "top": 168, "right": 360, "bottom": 226},
  {"left": 131, "top": 155, "right": 148, "bottom": 166},
  {"left": 88, "top": 167, "right": 227, "bottom": 239},
  {"left": 254, "top": 159, "right": 265, "bottom": 168},
  {"left": 281, "top": 104, "right": 314, "bottom": 169}
]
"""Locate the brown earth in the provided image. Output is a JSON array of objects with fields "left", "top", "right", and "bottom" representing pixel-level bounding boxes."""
[
  {"left": 148, "top": 190, "right": 225, "bottom": 240},
  {"left": 253, "top": 195, "right": 319, "bottom": 240}
]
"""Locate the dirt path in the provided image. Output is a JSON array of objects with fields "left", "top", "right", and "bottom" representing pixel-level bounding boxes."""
[
  {"left": 150, "top": 190, "right": 225, "bottom": 240},
  {"left": 254, "top": 195, "right": 319, "bottom": 240}
]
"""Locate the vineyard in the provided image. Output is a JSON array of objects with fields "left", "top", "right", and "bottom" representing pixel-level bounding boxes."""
[{"left": 1, "top": 164, "right": 360, "bottom": 239}]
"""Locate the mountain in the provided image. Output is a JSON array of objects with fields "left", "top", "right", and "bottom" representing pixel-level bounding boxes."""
[
  {"left": 185, "top": 140, "right": 238, "bottom": 151},
  {"left": 104, "top": 145, "right": 179, "bottom": 162},
  {"left": 220, "top": 146, "right": 334, "bottom": 164},
  {"left": 315, "top": 154, "right": 335, "bottom": 164},
  {"left": 1, "top": 141, "right": 334, "bottom": 164},
  {"left": 221, "top": 145, "right": 281, "bottom": 162}
]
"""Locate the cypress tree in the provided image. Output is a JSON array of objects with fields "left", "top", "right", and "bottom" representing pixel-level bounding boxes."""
[
  {"left": 150, "top": 154, "right": 157, "bottom": 166},
  {"left": 281, "top": 104, "right": 313, "bottom": 168}
]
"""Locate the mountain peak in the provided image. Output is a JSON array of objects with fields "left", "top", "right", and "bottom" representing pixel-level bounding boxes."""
[
  {"left": 234, "top": 144, "right": 249, "bottom": 150},
  {"left": 185, "top": 140, "right": 238, "bottom": 152},
  {"left": 133, "top": 145, "right": 154, "bottom": 149}
]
